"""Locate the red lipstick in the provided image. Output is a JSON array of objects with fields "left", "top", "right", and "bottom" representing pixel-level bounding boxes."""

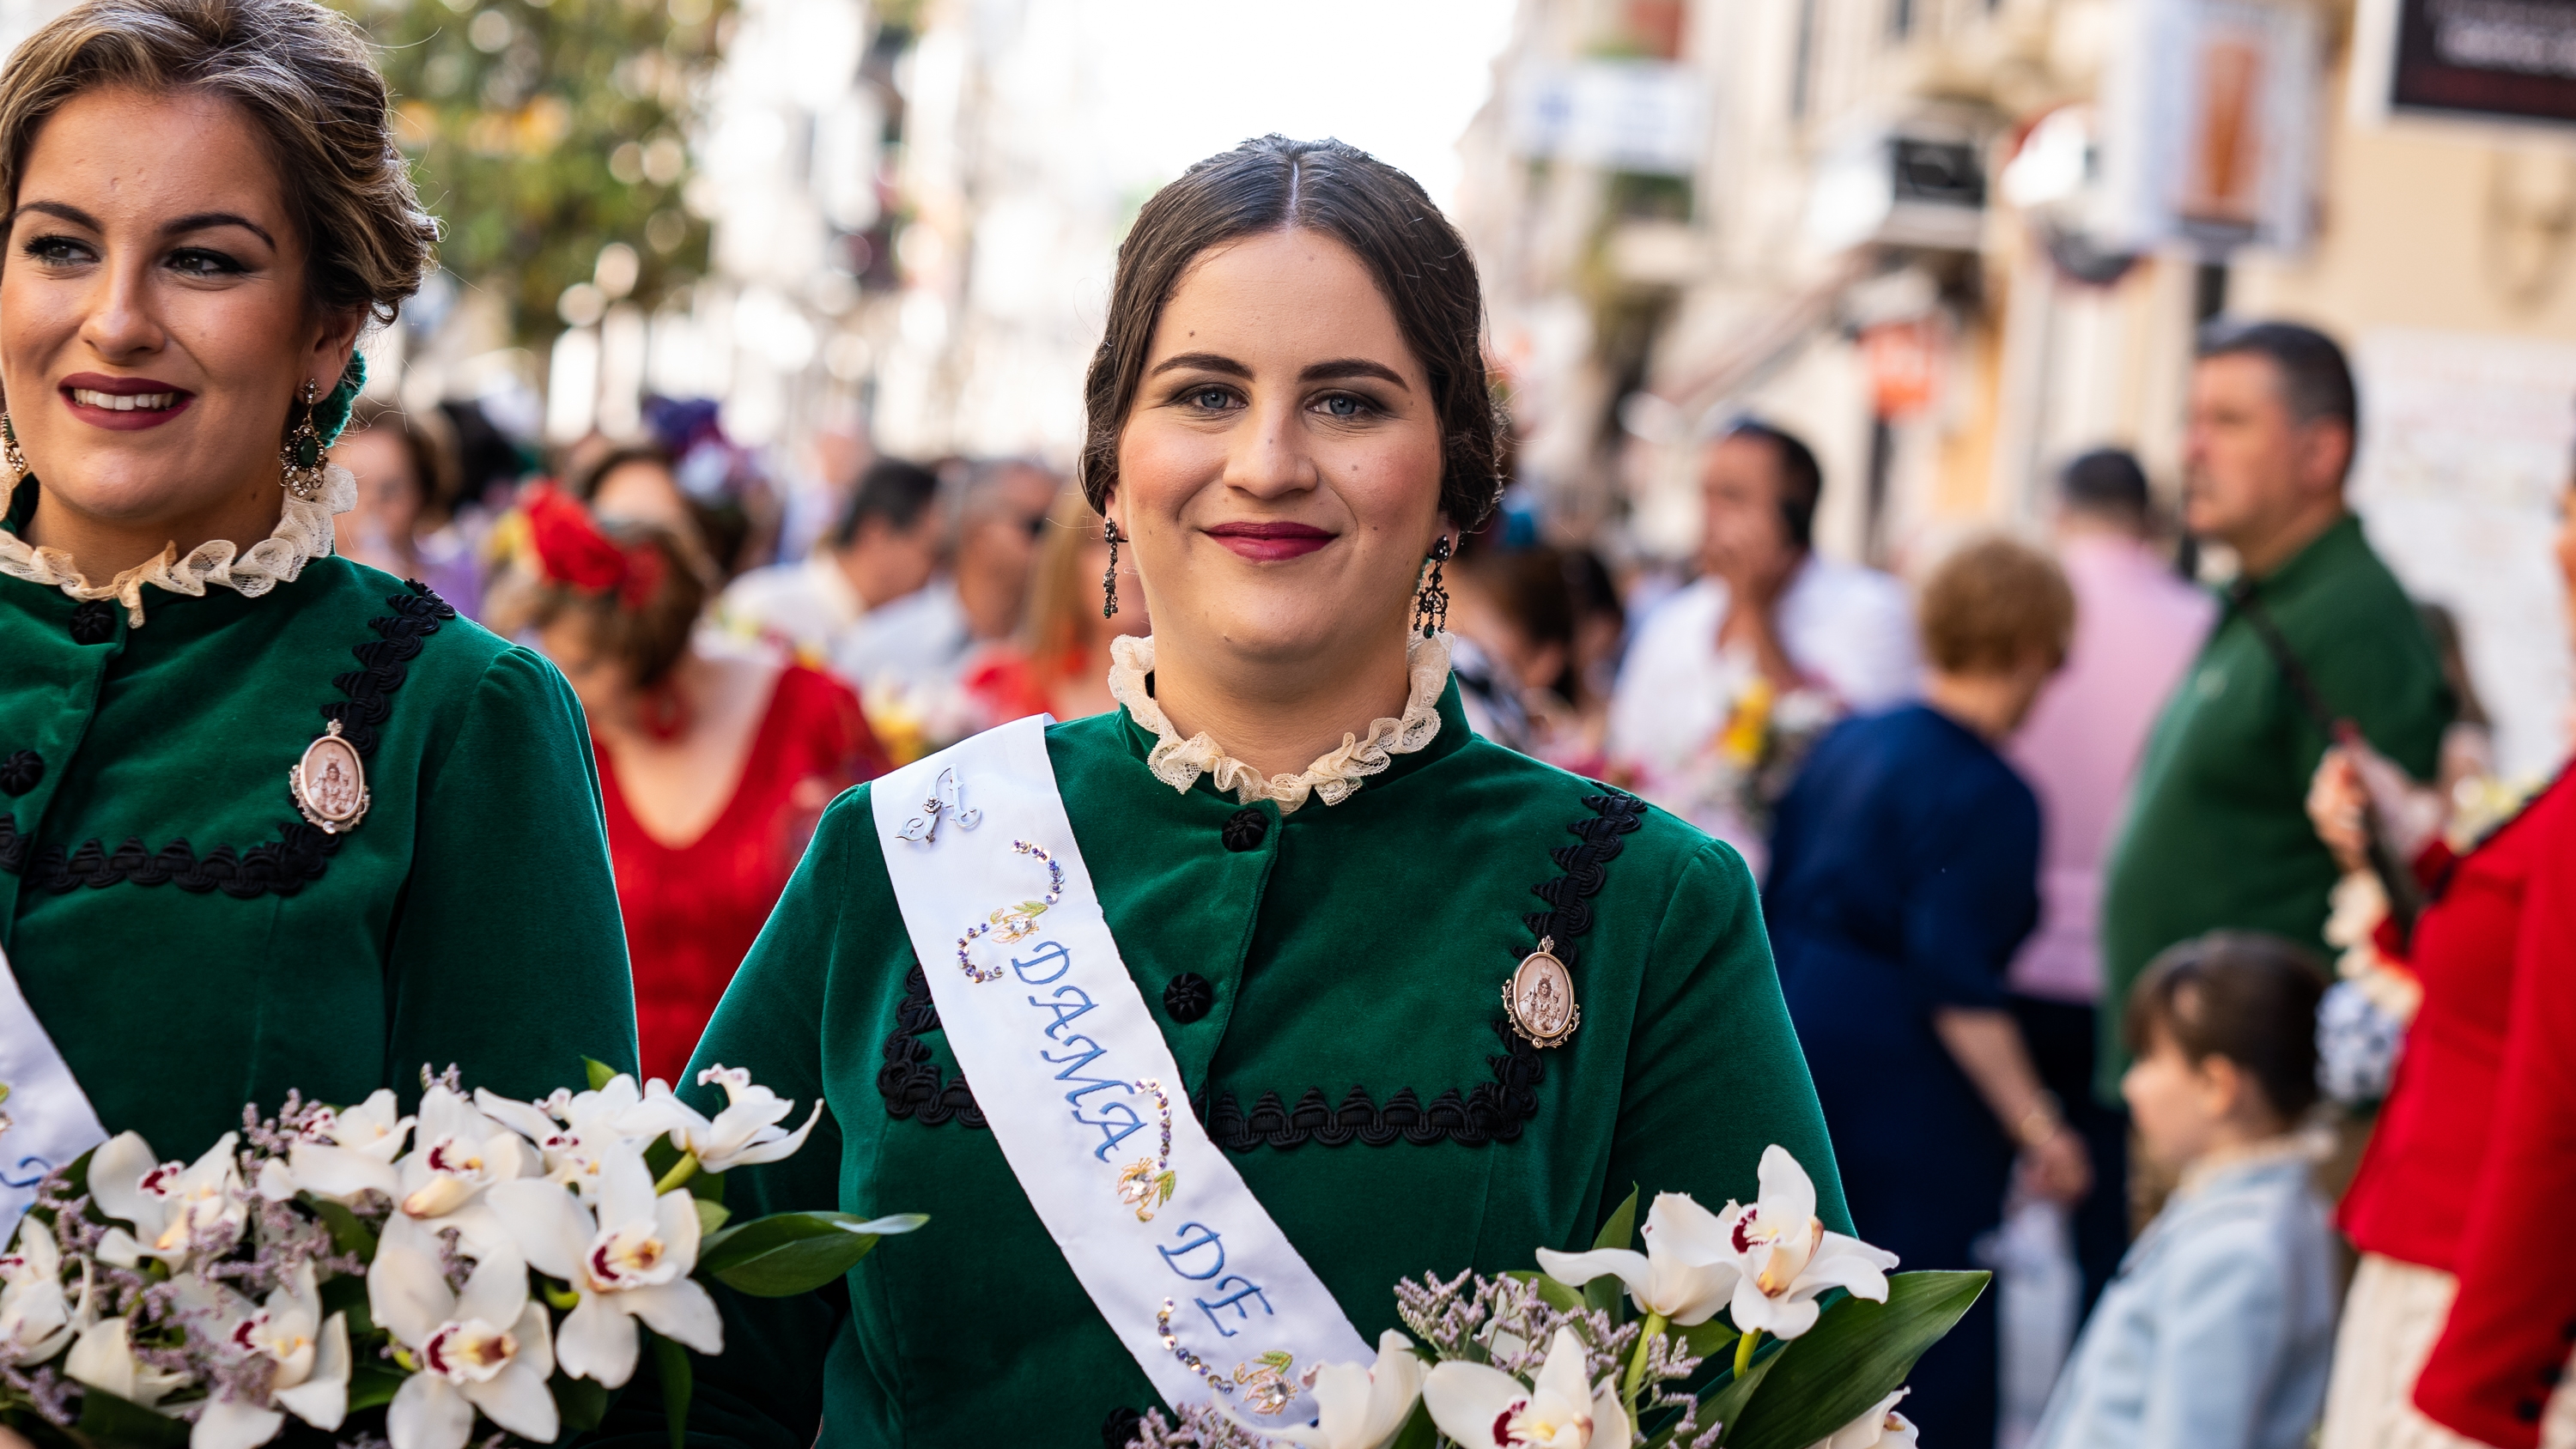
[
  {"left": 1205, "top": 520, "right": 1335, "bottom": 563},
  {"left": 60, "top": 373, "right": 195, "bottom": 432}
]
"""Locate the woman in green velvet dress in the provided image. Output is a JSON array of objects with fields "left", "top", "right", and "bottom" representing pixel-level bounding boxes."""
[
  {"left": 0, "top": 0, "right": 635, "bottom": 1161},
  {"left": 609, "top": 136, "right": 1845, "bottom": 1447}
]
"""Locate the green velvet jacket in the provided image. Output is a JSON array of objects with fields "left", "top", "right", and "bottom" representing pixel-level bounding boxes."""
[
  {"left": 0, "top": 523, "right": 639, "bottom": 1156},
  {"left": 603, "top": 682, "right": 1848, "bottom": 1449}
]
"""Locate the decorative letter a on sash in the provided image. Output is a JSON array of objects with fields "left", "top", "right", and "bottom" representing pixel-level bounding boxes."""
[{"left": 874, "top": 718, "right": 1371, "bottom": 1422}]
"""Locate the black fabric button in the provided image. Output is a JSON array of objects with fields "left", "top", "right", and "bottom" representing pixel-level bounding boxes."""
[
  {"left": 1101, "top": 1406, "right": 1143, "bottom": 1449},
  {"left": 1221, "top": 807, "right": 1268, "bottom": 852},
  {"left": 1163, "top": 973, "right": 1213, "bottom": 1023},
  {"left": 0, "top": 751, "right": 39, "bottom": 796},
  {"left": 67, "top": 600, "right": 115, "bottom": 645}
]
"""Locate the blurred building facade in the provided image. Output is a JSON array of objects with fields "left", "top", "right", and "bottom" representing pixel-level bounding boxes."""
[{"left": 1458, "top": 0, "right": 2576, "bottom": 777}]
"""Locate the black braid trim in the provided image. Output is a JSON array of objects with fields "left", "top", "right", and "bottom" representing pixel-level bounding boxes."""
[
  {"left": 876, "top": 790, "right": 1646, "bottom": 1152},
  {"left": 877, "top": 965, "right": 987, "bottom": 1129},
  {"left": 0, "top": 583, "right": 453, "bottom": 897}
]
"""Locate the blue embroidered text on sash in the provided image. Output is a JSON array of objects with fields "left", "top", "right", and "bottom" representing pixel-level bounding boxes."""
[
  {"left": 1195, "top": 1276, "right": 1276, "bottom": 1337},
  {"left": 1159, "top": 1222, "right": 1226, "bottom": 1279},
  {"left": 1011, "top": 941, "right": 1072, "bottom": 985}
]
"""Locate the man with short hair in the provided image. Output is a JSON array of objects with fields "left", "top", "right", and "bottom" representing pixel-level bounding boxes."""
[
  {"left": 2098, "top": 321, "right": 2452, "bottom": 1093},
  {"left": 715, "top": 457, "right": 944, "bottom": 663},
  {"left": 1607, "top": 417, "right": 1917, "bottom": 873}
]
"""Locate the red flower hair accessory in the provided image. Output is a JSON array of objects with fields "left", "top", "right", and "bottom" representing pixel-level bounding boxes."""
[{"left": 523, "top": 484, "right": 667, "bottom": 609}]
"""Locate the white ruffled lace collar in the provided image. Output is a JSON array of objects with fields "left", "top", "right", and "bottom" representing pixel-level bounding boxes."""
[
  {"left": 1106, "top": 631, "right": 1452, "bottom": 814},
  {"left": 0, "top": 464, "right": 355, "bottom": 626}
]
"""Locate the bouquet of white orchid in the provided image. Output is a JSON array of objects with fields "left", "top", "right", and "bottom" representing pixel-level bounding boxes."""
[
  {"left": 1129, "top": 1146, "right": 1982, "bottom": 1449},
  {"left": 0, "top": 1061, "right": 921, "bottom": 1449}
]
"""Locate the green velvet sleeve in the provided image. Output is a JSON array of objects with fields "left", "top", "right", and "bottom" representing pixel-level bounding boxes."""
[
  {"left": 590, "top": 788, "right": 864, "bottom": 1449},
  {"left": 385, "top": 646, "right": 639, "bottom": 1094},
  {"left": 1601, "top": 838, "right": 1854, "bottom": 1235}
]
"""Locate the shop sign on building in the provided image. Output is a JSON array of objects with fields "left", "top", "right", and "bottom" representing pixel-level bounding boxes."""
[
  {"left": 1508, "top": 59, "right": 1708, "bottom": 176},
  {"left": 2354, "top": 0, "right": 2576, "bottom": 127},
  {"left": 2097, "top": 0, "right": 2320, "bottom": 254}
]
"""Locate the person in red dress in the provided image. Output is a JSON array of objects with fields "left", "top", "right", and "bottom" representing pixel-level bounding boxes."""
[
  {"left": 2307, "top": 482, "right": 2576, "bottom": 1449},
  {"left": 489, "top": 487, "right": 889, "bottom": 1081}
]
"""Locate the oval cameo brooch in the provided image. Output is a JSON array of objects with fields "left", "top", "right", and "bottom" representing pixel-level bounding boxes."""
[
  {"left": 289, "top": 719, "right": 370, "bottom": 834},
  {"left": 1504, "top": 935, "right": 1580, "bottom": 1048}
]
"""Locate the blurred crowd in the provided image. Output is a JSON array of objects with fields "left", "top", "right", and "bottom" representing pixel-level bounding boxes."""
[{"left": 335, "top": 306, "right": 2576, "bottom": 1448}]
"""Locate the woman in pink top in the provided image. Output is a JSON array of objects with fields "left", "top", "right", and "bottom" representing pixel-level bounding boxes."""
[{"left": 2004, "top": 449, "right": 2217, "bottom": 1307}]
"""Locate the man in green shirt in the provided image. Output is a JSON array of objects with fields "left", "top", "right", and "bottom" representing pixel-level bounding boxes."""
[{"left": 2098, "top": 321, "right": 2451, "bottom": 1096}]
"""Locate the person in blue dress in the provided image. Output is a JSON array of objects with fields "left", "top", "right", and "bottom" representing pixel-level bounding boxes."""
[{"left": 1766, "top": 537, "right": 2092, "bottom": 1446}]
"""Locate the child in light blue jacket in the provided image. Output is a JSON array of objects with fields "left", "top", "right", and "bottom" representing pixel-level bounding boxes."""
[{"left": 2030, "top": 932, "right": 2338, "bottom": 1449}]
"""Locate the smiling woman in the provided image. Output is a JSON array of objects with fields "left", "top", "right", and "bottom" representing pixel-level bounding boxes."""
[
  {"left": 594, "top": 137, "right": 1850, "bottom": 1447},
  {"left": 0, "top": 0, "right": 636, "bottom": 1177}
]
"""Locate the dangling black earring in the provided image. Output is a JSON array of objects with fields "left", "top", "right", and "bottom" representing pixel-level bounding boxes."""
[
  {"left": 1102, "top": 519, "right": 1123, "bottom": 619},
  {"left": 1413, "top": 535, "right": 1453, "bottom": 639}
]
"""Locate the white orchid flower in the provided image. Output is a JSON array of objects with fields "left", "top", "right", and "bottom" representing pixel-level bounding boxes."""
[
  {"left": 0, "top": 1215, "right": 89, "bottom": 1362},
  {"left": 619, "top": 1065, "right": 820, "bottom": 1174},
  {"left": 1536, "top": 1194, "right": 1743, "bottom": 1327},
  {"left": 1694, "top": 1146, "right": 1896, "bottom": 1341},
  {"left": 92, "top": 1131, "right": 247, "bottom": 1269},
  {"left": 191, "top": 1262, "right": 353, "bottom": 1449},
  {"left": 487, "top": 1136, "right": 721, "bottom": 1387},
  {"left": 368, "top": 1218, "right": 556, "bottom": 1449},
  {"left": 1807, "top": 1388, "right": 1917, "bottom": 1449},
  {"left": 478, "top": 1078, "right": 647, "bottom": 1204},
  {"left": 264, "top": 1090, "right": 418, "bottom": 1203},
  {"left": 1424, "top": 1326, "right": 1629, "bottom": 1449},
  {"left": 1217, "top": 1330, "right": 1423, "bottom": 1449},
  {"left": 64, "top": 1313, "right": 191, "bottom": 1408},
  {"left": 368, "top": 1088, "right": 534, "bottom": 1252}
]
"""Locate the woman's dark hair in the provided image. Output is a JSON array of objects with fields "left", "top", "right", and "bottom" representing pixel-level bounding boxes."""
[
  {"left": 1078, "top": 135, "right": 1501, "bottom": 530},
  {"left": 484, "top": 518, "right": 712, "bottom": 691},
  {"left": 568, "top": 442, "right": 755, "bottom": 581},
  {"left": 1461, "top": 546, "right": 1577, "bottom": 700},
  {"left": 2123, "top": 931, "right": 2329, "bottom": 1123},
  {"left": 348, "top": 397, "right": 461, "bottom": 529}
]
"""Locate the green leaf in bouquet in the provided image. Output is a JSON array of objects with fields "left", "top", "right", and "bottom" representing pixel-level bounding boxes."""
[
  {"left": 694, "top": 1198, "right": 731, "bottom": 1236},
  {"left": 312, "top": 1198, "right": 379, "bottom": 1261},
  {"left": 1715, "top": 1270, "right": 1989, "bottom": 1449},
  {"left": 1675, "top": 1316, "right": 1740, "bottom": 1366},
  {"left": 73, "top": 1388, "right": 188, "bottom": 1449},
  {"left": 319, "top": 1272, "right": 377, "bottom": 1340},
  {"left": 689, "top": 1168, "right": 726, "bottom": 1203},
  {"left": 1585, "top": 1185, "right": 1641, "bottom": 1323},
  {"left": 585, "top": 1058, "right": 621, "bottom": 1092},
  {"left": 653, "top": 1330, "right": 693, "bottom": 1449},
  {"left": 1593, "top": 1185, "right": 1641, "bottom": 1252},
  {"left": 644, "top": 1133, "right": 685, "bottom": 1185},
  {"left": 552, "top": 1369, "right": 611, "bottom": 1434},
  {"left": 1501, "top": 1269, "right": 1587, "bottom": 1315},
  {"left": 1385, "top": 1396, "right": 1438, "bottom": 1449},
  {"left": 699, "top": 1211, "right": 930, "bottom": 1297},
  {"left": 346, "top": 1363, "right": 405, "bottom": 1413},
  {"left": 1689, "top": 1346, "right": 1779, "bottom": 1446}
]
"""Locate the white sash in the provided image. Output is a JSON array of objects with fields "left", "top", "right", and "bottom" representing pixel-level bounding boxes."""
[
  {"left": 0, "top": 943, "right": 107, "bottom": 1239},
  {"left": 873, "top": 717, "right": 1371, "bottom": 1423}
]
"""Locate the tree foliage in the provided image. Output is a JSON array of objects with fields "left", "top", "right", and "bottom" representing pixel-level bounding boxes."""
[{"left": 337, "top": 0, "right": 727, "bottom": 343}]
